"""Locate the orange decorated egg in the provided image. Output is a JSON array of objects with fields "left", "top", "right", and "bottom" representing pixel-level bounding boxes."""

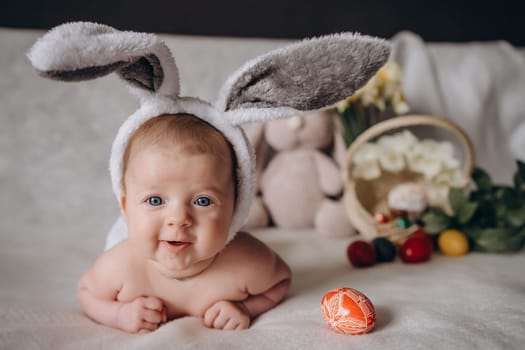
[{"left": 321, "top": 287, "right": 376, "bottom": 335}]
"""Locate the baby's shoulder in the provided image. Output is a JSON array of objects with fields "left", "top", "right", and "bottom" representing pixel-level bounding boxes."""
[
  {"left": 223, "top": 232, "right": 275, "bottom": 261},
  {"left": 79, "top": 240, "right": 136, "bottom": 296},
  {"left": 91, "top": 239, "right": 135, "bottom": 276},
  {"left": 215, "top": 232, "right": 290, "bottom": 294},
  {"left": 218, "top": 232, "right": 279, "bottom": 274}
]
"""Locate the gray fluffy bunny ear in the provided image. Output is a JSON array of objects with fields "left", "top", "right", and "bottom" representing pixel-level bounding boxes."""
[
  {"left": 216, "top": 33, "right": 391, "bottom": 125},
  {"left": 27, "top": 22, "right": 180, "bottom": 99}
]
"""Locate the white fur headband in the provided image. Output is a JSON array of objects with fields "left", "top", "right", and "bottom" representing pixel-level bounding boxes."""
[{"left": 28, "top": 22, "right": 390, "bottom": 244}]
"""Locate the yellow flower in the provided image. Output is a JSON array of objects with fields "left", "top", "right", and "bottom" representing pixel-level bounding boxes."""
[
  {"left": 336, "top": 98, "right": 350, "bottom": 113},
  {"left": 338, "top": 61, "right": 409, "bottom": 113},
  {"left": 391, "top": 90, "right": 410, "bottom": 114},
  {"left": 336, "top": 60, "right": 410, "bottom": 147}
]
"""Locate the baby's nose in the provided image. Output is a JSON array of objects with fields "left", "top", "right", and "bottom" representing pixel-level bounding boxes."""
[{"left": 165, "top": 206, "right": 192, "bottom": 227}]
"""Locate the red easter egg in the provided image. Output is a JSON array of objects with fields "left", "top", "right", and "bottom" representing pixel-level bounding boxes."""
[
  {"left": 399, "top": 233, "right": 433, "bottom": 263},
  {"left": 412, "top": 226, "right": 432, "bottom": 240},
  {"left": 347, "top": 240, "right": 376, "bottom": 267},
  {"left": 321, "top": 287, "right": 376, "bottom": 335},
  {"left": 374, "top": 213, "right": 390, "bottom": 223}
]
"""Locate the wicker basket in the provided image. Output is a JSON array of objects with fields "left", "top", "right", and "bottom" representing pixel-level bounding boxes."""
[{"left": 343, "top": 115, "right": 474, "bottom": 240}]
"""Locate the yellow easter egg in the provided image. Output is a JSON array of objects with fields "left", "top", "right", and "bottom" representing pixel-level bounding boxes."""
[{"left": 438, "top": 229, "right": 469, "bottom": 256}]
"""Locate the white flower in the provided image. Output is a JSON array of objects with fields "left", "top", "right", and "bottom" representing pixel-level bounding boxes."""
[
  {"left": 406, "top": 143, "right": 443, "bottom": 180},
  {"left": 352, "top": 144, "right": 382, "bottom": 180},
  {"left": 425, "top": 184, "right": 450, "bottom": 208},
  {"left": 433, "top": 168, "right": 454, "bottom": 185},
  {"left": 419, "top": 139, "right": 441, "bottom": 152},
  {"left": 377, "top": 130, "right": 417, "bottom": 154},
  {"left": 436, "top": 142, "right": 460, "bottom": 169},
  {"left": 450, "top": 168, "right": 466, "bottom": 187},
  {"left": 353, "top": 160, "right": 382, "bottom": 180},
  {"left": 353, "top": 143, "right": 381, "bottom": 165},
  {"left": 439, "top": 168, "right": 464, "bottom": 186},
  {"left": 351, "top": 129, "right": 463, "bottom": 186},
  {"left": 378, "top": 149, "right": 405, "bottom": 172},
  {"left": 387, "top": 182, "right": 427, "bottom": 213}
]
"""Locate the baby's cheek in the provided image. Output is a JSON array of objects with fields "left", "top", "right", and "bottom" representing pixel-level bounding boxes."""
[
  {"left": 202, "top": 213, "right": 230, "bottom": 239},
  {"left": 211, "top": 211, "right": 233, "bottom": 231},
  {"left": 129, "top": 212, "right": 158, "bottom": 236}
]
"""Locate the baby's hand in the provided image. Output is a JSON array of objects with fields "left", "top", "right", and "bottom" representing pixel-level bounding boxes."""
[
  {"left": 204, "top": 300, "right": 250, "bottom": 330},
  {"left": 117, "top": 296, "right": 167, "bottom": 333}
]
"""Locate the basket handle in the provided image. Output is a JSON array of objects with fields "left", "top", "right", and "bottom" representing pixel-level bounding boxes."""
[{"left": 343, "top": 115, "right": 474, "bottom": 184}]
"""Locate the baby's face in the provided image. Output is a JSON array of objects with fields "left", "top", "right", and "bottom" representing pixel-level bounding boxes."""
[{"left": 121, "top": 143, "right": 235, "bottom": 279}]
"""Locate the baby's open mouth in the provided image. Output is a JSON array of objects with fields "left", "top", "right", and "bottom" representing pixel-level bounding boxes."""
[{"left": 161, "top": 240, "right": 192, "bottom": 252}]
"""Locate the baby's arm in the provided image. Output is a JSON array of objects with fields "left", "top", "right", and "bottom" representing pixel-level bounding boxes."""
[
  {"left": 77, "top": 245, "right": 166, "bottom": 333},
  {"left": 236, "top": 256, "right": 291, "bottom": 318},
  {"left": 204, "top": 233, "right": 291, "bottom": 330}
]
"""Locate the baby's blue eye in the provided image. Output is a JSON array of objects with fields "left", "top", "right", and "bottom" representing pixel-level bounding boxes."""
[
  {"left": 147, "top": 196, "right": 164, "bottom": 206},
  {"left": 194, "top": 197, "right": 212, "bottom": 207}
]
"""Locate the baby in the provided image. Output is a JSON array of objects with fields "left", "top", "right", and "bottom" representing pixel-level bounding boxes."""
[
  {"left": 29, "top": 20, "right": 389, "bottom": 335},
  {"left": 77, "top": 114, "right": 291, "bottom": 333}
]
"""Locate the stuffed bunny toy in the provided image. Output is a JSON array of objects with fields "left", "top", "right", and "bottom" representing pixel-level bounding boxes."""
[
  {"left": 27, "top": 22, "right": 390, "bottom": 249},
  {"left": 245, "top": 110, "right": 355, "bottom": 237}
]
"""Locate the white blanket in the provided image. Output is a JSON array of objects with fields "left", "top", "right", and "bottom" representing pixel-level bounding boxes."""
[
  {"left": 391, "top": 31, "right": 525, "bottom": 183},
  {"left": 1, "top": 28, "right": 524, "bottom": 349}
]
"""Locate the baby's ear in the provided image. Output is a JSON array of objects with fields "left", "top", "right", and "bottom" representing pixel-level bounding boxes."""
[
  {"left": 216, "top": 33, "right": 390, "bottom": 125},
  {"left": 119, "top": 196, "right": 127, "bottom": 213},
  {"left": 27, "top": 22, "right": 180, "bottom": 99}
]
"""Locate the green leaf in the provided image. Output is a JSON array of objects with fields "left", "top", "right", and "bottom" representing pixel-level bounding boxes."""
[
  {"left": 513, "top": 160, "right": 525, "bottom": 193},
  {"left": 457, "top": 201, "right": 478, "bottom": 225},
  {"left": 506, "top": 204, "right": 525, "bottom": 227},
  {"left": 494, "top": 186, "right": 516, "bottom": 203},
  {"left": 425, "top": 159, "right": 525, "bottom": 253},
  {"left": 506, "top": 234, "right": 525, "bottom": 252},
  {"left": 472, "top": 167, "right": 492, "bottom": 192},
  {"left": 449, "top": 187, "right": 468, "bottom": 215},
  {"left": 471, "top": 228, "right": 515, "bottom": 253},
  {"left": 475, "top": 200, "right": 497, "bottom": 227},
  {"left": 448, "top": 188, "right": 478, "bottom": 224},
  {"left": 517, "top": 160, "right": 525, "bottom": 174},
  {"left": 339, "top": 107, "right": 366, "bottom": 147},
  {"left": 421, "top": 209, "right": 451, "bottom": 234},
  {"left": 463, "top": 227, "right": 483, "bottom": 240}
]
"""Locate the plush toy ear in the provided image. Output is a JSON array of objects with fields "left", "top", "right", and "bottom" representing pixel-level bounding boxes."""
[
  {"left": 216, "top": 33, "right": 390, "bottom": 125},
  {"left": 27, "top": 22, "right": 180, "bottom": 99}
]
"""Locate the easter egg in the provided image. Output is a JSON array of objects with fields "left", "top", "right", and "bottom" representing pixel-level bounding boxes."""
[
  {"left": 347, "top": 240, "right": 376, "bottom": 267},
  {"left": 399, "top": 233, "right": 433, "bottom": 263},
  {"left": 395, "top": 217, "right": 412, "bottom": 228},
  {"left": 372, "top": 237, "right": 396, "bottom": 262},
  {"left": 374, "top": 213, "right": 390, "bottom": 223},
  {"left": 321, "top": 287, "right": 376, "bottom": 335},
  {"left": 412, "top": 227, "right": 436, "bottom": 247},
  {"left": 438, "top": 229, "right": 469, "bottom": 256}
]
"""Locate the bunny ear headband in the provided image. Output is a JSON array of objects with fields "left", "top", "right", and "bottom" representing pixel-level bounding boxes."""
[{"left": 28, "top": 22, "right": 390, "bottom": 243}]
